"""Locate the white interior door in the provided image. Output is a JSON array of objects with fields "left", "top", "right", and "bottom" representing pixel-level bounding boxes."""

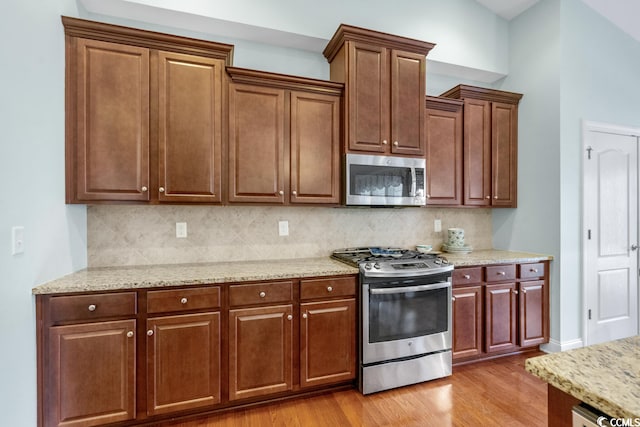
[{"left": 583, "top": 122, "right": 639, "bottom": 345}]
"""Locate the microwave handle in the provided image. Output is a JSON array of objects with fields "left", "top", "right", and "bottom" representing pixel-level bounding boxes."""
[{"left": 410, "top": 167, "right": 417, "bottom": 197}]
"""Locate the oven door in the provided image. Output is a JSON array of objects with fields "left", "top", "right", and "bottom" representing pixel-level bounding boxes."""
[{"left": 362, "top": 276, "right": 452, "bottom": 364}]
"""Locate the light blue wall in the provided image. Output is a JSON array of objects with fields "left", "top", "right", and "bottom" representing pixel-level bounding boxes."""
[{"left": 0, "top": 1, "right": 87, "bottom": 426}]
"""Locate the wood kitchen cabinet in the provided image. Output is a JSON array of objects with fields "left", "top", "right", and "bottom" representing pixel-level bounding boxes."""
[
  {"left": 425, "top": 96, "right": 464, "bottom": 205},
  {"left": 228, "top": 280, "right": 294, "bottom": 400},
  {"left": 145, "top": 287, "right": 221, "bottom": 416},
  {"left": 42, "top": 292, "right": 137, "bottom": 427},
  {"left": 452, "top": 261, "right": 549, "bottom": 365},
  {"left": 323, "top": 24, "right": 434, "bottom": 156},
  {"left": 441, "top": 85, "right": 522, "bottom": 207},
  {"left": 299, "top": 277, "right": 357, "bottom": 388},
  {"left": 227, "top": 68, "right": 342, "bottom": 204},
  {"left": 63, "top": 17, "right": 232, "bottom": 204}
]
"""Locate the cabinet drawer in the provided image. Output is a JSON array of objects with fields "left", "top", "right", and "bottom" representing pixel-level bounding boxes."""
[
  {"left": 147, "top": 287, "right": 220, "bottom": 314},
  {"left": 229, "top": 281, "right": 293, "bottom": 307},
  {"left": 518, "top": 262, "right": 545, "bottom": 280},
  {"left": 49, "top": 292, "right": 137, "bottom": 323},
  {"left": 452, "top": 267, "right": 483, "bottom": 285},
  {"left": 485, "top": 264, "right": 516, "bottom": 283},
  {"left": 300, "top": 276, "right": 356, "bottom": 300}
]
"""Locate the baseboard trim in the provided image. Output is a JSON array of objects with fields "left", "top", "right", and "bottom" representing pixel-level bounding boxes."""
[{"left": 541, "top": 338, "right": 583, "bottom": 353}]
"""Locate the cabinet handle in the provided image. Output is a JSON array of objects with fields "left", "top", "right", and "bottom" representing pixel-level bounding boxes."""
[
  {"left": 159, "top": 187, "right": 165, "bottom": 193},
  {"left": 327, "top": 286, "right": 333, "bottom": 292},
  {"left": 287, "top": 314, "right": 293, "bottom": 320},
  {"left": 87, "top": 304, "right": 96, "bottom": 312},
  {"left": 393, "top": 141, "right": 399, "bottom": 146},
  {"left": 302, "top": 313, "right": 308, "bottom": 319},
  {"left": 259, "top": 291, "right": 266, "bottom": 298},
  {"left": 498, "top": 271, "right": 506, "bottom": 276},
  {"left": 127, "top": 331, "right": 134, "bottom": 338},
  {"left": 141, "top": 186, "right": 148, "bottom": 192},
  {"left": 382, "top": 140, "right": 388, "bottom": 145},
  {"left": 463, "top": 274, "right": 471, "bottom": 280},
  {"left": 147, "top": 330, "right": 154, "bottom": 336},
  {"left": 180, "top": 297, "right": 188, "bottom": 304}
]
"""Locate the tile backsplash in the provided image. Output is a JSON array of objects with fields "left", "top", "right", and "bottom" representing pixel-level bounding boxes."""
[{"left": 87, "top": 205, "right": 493, "bottom": 267}]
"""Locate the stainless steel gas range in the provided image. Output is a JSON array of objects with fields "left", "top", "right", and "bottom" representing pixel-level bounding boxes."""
[{"left": 332, "top": 247, "right": 454, "bottom": 394}]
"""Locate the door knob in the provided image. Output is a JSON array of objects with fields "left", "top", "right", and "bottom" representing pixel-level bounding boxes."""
[{"left": 632, "top": 244, "right": 638, "bottom": 251}]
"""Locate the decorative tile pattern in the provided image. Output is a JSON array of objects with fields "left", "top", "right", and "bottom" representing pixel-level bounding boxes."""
[
  {"left": 87, "top": 205, "right": 494, "bottom": 267},
  {"left": 526, "top": 336, "right": 640, "bottom": 419}
]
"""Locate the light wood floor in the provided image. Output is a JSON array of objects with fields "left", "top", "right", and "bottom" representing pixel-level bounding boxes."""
[{"left": 167, "top": 352, "right": 547, "bottom": 427}]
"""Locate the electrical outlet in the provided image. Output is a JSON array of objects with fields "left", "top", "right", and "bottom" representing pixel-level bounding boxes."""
[
  {"left": 434, "top": 219, "right": 442, "bottom": 233},
  {"left": 176, "top": 222, "right": 187, "bottom": 238},
  {"left": 278, "top": 220, "right": 289, "bottom": 236}
]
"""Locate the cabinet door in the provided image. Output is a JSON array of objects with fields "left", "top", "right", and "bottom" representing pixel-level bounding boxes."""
[
  {"left": 146, "top": 312, "right": 220, "bottom": 416},
  {"left": 73, "top": 38, "right": 150, "bottom": 202},
  {"left": 290, "top": 91, "right": 341, "bottom": 204},
  {"left": 452, "top": 286, "right": 483, "bottom": 360},
  {"left": 390, "top": 50, "right": 426, "bottom": 156},
  {"left": 484, "top": 283, "right": 517, "bottom": 353},
  {"left": 491, "top": 102, "right": 518, "bottom": 207},
  {"left": 463, "top": 98, "right": 491, "bottom": 206},
  {"left": 346, "top": 42, "right": 389, "bottom": 153},
  {"left": 229, "top": 305, "right": 293, "bottom": 400},
  {"left": 47, "top": 320, "right": 136, "bottom": 427},
  {"left": 228, "top": 84, "right": 286, "bottom": 203},
  {"left": 518, "top": 280, "right": 546, "bottom": 347},
  {"left": 157, "top": 52, "right": 224, "bottom": 203},
  {"left": 425, "top": 105, "right": 463, "bottom": 205},
  {"left": 300, "top": 299, "right": 356, "bottom": 388}
]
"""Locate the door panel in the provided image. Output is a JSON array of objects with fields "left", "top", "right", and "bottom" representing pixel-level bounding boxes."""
[
  {"left": 390, "top": 50, "right": 425, "bottom": 155},
  {"left": 584, "top": 126, "right": 638, "bottom": 344},
  {"left": 463, "top": 99, "right": 491, "bottom": 206}
]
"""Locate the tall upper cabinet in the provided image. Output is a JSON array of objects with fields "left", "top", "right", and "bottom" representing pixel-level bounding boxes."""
[
  {"left": 323, "top": 25, "right": 434, "bottom": 156},
  {"left": 441, "top": 85, "right": 522, "bottom": 208},
  {"left": 63, "top": 17, "right": 233, "bottom": 204}
]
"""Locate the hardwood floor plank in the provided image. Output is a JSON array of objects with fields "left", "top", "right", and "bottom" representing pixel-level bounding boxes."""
[{"left": 164, "top": 352, "right": 547, "bottom": 426}]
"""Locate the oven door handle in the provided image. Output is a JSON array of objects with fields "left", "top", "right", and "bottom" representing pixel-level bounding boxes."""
[{"left": 369, "top": 282, "right": 451, "bottom": 295}]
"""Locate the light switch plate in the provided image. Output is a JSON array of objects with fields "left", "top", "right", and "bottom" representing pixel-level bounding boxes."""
[
  {"left": 434, "top": 219, "right": 442, "bottom": 233},
  {"left": 176, "top": 222, "right": 187, "bottom": 238},
  {"left": 278, "top": 220, "right": 289, "bottom": 236},
  {"left": 12, "top": 226, "right": 24, "bottom": 255}
]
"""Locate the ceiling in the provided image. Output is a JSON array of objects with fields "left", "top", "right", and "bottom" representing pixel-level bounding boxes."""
[{"left": 477, "top": 0, "right": 640, "bottom": 43}]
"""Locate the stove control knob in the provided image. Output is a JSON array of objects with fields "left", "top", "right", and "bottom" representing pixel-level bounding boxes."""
[
  {"left": 364, "top": 263, "right": 372, "bottom": 270},
  {"left": 441, "top": 258, "right": 449, "bottom": 264},
  {"left": 434, "top": 259, "right": 441, "bottom": 265},
  {"left": 373, "top": 263, "right": 381, "bottom": 269}
]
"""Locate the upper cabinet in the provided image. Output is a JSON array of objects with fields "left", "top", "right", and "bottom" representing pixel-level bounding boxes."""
[
  {"left": 323, "top": 25, "right": 434, "bottom": 156},
  {"left": 227, "top": 68, "right": 342, "bottom": 205},
  {"left": 441, "top": 85, "right": 523, "bottom": 208},
  {"left": 63, "top": 17, "right": 233, "bottom": 204}
]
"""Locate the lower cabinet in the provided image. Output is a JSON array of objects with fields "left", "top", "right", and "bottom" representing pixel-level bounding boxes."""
[
  {"left": 452, "top": 261, "right": 549, "bottom": 363},
  {"left": 228, "top": 304, "right": 294, "bottom": 401}
]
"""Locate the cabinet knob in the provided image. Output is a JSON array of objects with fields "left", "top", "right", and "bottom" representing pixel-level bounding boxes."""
[
  {"left": 87, "top": 304, "right": 96, "bottom": 312},
  {"left": 452, "top": 296, "right": 456, "bottom": 302},
  {"left": 259, "top": 291, "right": 266, "bottom": 298},
  {"left": 327, "top": 286, "right": 333, "bottom": 292},
  {"left": 498, "top": 271, "right": 506, "bottom": 276},
  {"left": 530, "top": 268, "right": 538, "bottom": 273},
  {"left": 141, "top": 186, "right": 148, "bottom": 192},
  {"left": 147, "top": 330, "right": 154, "bottom": 336},
  {"left": 287, "top": 314, "right": 293, "bottom": 321},
  {"left": 127, "top": 331, "right": 134, "bottom": 338},
  {"left": 523, "top": 289, "right": 528, "bottom": 294},
  {"left": 382, "top": 140, "right": 388, "bottom": 145},
  {"left": 159, "top": 187, "right": 165, "bottom": 193},
  {"left": 485, "top": 195, "right": 490, "bottom": 199},
  {"left": 463, "top": 274, "right": 471, "bottom": 280},
  {"left": 494, "top": 195, "right": 498, "bottom": 199},
  {"left": 512, "top": 290, "right": 519, "bottom": 295},
  {"left": 426, "top": 194, "right": 430, "bottom": 198},
  {"left": 278, "top": 190, "right": 284, "bottom": 196},
  {"left": 180, "top": 297, "right": 188, "bottom": 304},
  {"left": 393, "top": 141, "right": 399, "bottom": 146},
  {"left": 292, "top": 190, "right": 297, "bottom": 196},
  {"left": 302, "top": 313, "right": 308, "bottom": 319}
]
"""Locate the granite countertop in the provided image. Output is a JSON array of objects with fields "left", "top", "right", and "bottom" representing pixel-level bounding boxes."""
[
  {"left": 32, "top": 249, "right": 553, "bottom": 295},
  {"left": 526, "top": 336, "right": 640, "bottom": 419}
]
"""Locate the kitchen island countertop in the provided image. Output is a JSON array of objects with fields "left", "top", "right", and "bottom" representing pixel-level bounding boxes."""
[
  {"left": 525, "top": 335, "right": 640, "bottom": 420},
  {"left": 32, "top": 249, "right": 552, "bottom": 295}
]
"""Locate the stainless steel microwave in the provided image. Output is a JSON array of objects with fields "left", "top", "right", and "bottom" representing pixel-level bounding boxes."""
[{"left": 345, "top": 153, "right": 426, "bottom": 206}]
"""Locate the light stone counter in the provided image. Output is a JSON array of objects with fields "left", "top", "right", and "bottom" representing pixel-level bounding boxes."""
[
  {"left": 525, "top": 336, "right": 640, "bottom": 419},
  {"left": 32, "top": 258, "right": 358, "bottom": 295},
  {"left": 442, "top": 249, "right": 553, "bottom": 266}
]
